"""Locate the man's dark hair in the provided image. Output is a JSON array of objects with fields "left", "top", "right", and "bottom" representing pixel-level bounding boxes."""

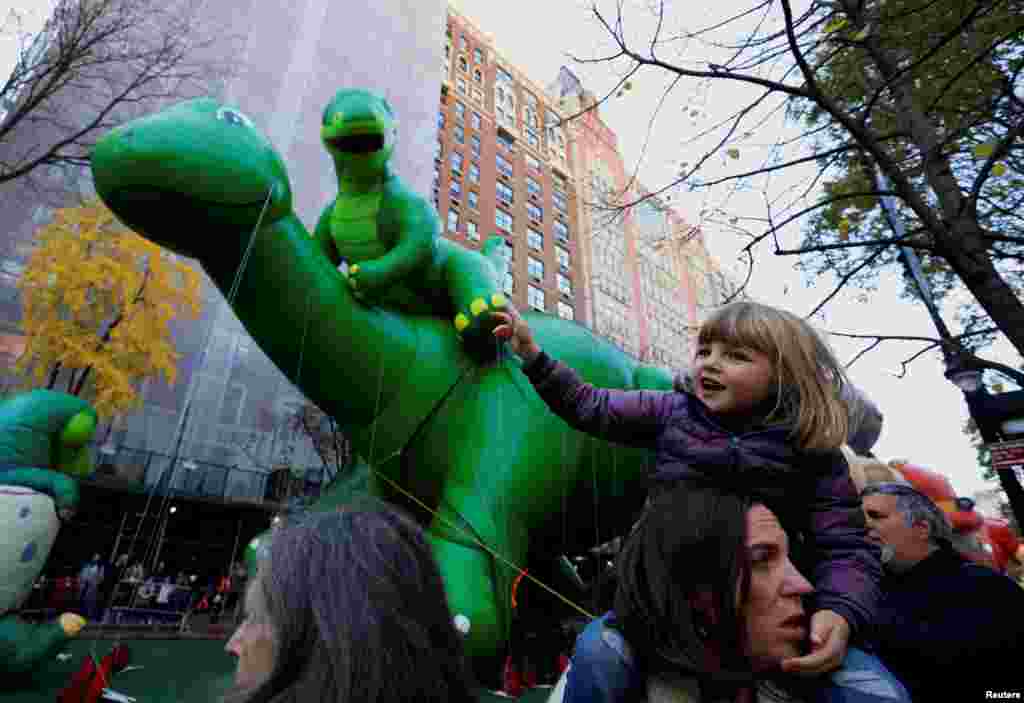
[
  {"left": 228, "top": 498, "right": 477, "bottom": 703},
  {"left": 614, "top": 484, "right": 755, "bottom": 690}
]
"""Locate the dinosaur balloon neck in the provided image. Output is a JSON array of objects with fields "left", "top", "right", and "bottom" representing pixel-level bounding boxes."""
[{"left": 334, "top": 156, "right": 393, "bottom": 193}]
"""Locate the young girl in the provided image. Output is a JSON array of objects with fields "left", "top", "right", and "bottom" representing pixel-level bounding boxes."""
[{"left": 493, "top": 301, "right": 886, "bottom": 701}]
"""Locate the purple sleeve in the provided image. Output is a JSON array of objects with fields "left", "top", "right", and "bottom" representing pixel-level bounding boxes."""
[
  {"left": 806, "top": 449, "right": 883, "bottom": 637},
  {"left": 522, "top": 351, "right": 677, "bottom": 448}
]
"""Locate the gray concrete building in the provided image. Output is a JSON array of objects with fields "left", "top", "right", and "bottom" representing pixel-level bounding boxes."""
[{"left": 0, "top": 0, "right": 447, "bottom": 500}]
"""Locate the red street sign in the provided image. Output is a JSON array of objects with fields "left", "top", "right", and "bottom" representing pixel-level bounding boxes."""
[{"left": 989, "top": 439, "right": 1024, "bottom": 471}]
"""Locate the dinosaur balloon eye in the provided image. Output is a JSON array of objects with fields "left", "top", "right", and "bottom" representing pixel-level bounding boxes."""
[{"left": 217, "top": 107, "right": 254, "bottom": 128}]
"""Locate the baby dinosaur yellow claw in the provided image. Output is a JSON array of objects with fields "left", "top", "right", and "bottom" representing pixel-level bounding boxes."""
[
  {"left": 454, "top": 313, "right": 470, "bottom": 332},
  {"left": 470, "top": 298, "right": 489, "bottom": 316},
  {"left": 491, "top": 294, "right": 506, "bottom": 308},
  {"left": 349, "top": 264, "right": 360, "bottom": 274}
]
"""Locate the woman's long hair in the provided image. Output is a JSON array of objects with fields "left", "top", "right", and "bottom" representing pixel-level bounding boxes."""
[
  {"left": 614, "top": 485, "right": 755, "bottom": 695},
  {"left": 227, "top": 498, "right": 477, "bottom": 703}
]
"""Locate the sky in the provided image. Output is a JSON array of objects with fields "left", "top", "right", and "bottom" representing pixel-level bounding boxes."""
[{"left": 2, "top": 0, "right": 1019, "bottom": 501}]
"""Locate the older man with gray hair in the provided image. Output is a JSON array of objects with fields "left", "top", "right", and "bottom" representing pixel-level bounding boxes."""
[{"left": 861, "top": 482, "right": 1024, "bottom": 700}]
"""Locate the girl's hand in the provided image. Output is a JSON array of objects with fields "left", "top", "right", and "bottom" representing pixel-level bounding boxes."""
[
  {"left": 492, "top": 308, "right": 541, "bottom": 363},
  {"left": 781, "top": 609, "right": 850, "bottom": 675}
]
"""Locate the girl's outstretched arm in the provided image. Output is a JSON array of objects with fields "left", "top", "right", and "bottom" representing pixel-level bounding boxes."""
[{"left": 494, "top": 308, "right": 678, "bottom": 447}]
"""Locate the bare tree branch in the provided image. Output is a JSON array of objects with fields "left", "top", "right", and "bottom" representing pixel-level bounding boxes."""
[
  {"left": 804, "top": 245, "right": 886, "bottom": 318},
  {"left": 0, "top": 0, "right": 233, "bottom": 185},
  {"left": 775, "top": 235, "right": 926, "bottom": 256}
]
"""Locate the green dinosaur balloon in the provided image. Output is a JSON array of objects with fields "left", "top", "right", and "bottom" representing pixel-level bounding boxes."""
[
  {"left": 0, "top": 390, "right": 97, "bottom": 674},
  {"left": 91, "top": 94, "right": 672, "bottom": 670}
]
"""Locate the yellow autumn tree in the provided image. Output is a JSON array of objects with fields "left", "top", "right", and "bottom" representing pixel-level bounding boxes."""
[{"left": 16, "top": 199, "right": 203, "bottom": 417}]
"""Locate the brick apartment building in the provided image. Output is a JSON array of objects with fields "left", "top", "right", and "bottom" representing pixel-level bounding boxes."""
[
  {"left": 435, "top": 11, "right": 583, "bottom": 325},
  {"left": 439, "top": 7, "right": 735, "bottom": 371}
]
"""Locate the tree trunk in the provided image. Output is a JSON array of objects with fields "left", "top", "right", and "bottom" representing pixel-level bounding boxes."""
[
  {"left": 866, "top": 43, "right": 1024, "bottom": 355},
  {"left": 933, "top": 220, "right": 1024, "bottom": 355},
  {"left": 45, "top": 362, "right": 62, "bottom": 390}
]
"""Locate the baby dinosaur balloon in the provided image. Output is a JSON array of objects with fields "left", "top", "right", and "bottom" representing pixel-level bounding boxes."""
[
  {"left": 0, "top": 390, "right": 97, "bottom": 674},
  {"left": 91, "top": 93, "right": 671, "bottom": 673},
  {"left": 316, "top": 90, "right": 509, "bottom": 352}
]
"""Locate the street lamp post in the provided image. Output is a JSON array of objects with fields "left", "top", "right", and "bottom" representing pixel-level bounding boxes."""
[{"left": 875, "top": 170, "right": 1024, "bottom": 526}]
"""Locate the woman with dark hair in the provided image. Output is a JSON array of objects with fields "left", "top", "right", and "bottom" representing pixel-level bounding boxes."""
[
  {"left": 223, "top": 498, "right": 478, "bottom": 703},
  {"left": 549, "top": 485, "right": 908, "bottom": 703}
]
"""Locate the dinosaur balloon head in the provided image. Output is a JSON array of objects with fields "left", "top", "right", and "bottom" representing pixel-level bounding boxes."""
[
  {"left": 91, "top": 98, "right": 293, "bottom": 260},
  {"left": 0, "top": 390, "right": 98, "bottom": 479},
  {"left": 321, "top": 89, "right": 398, "bottom": 182}
]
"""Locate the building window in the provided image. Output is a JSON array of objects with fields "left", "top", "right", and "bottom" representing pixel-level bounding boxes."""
[
  {"left": 553, "top": 219, "right": 569, "bottom": 243},
  {"left": 496, "top": 181, "right": 514, "bottom": 206},
  {"left": 497, "top": 66, "right": 513, "bottom": 83},
  {"left": 497, "top": 132, "right": 514, "bottom": 153},
  {"left": 468, "top": 163, "right": 480, "bottom": 184},
  {"left": 460, "top": 33, "right": 467, "bottom": 50},
  {"left": 454, "top": 101, "right": 466, "bottom": 122},
  {"left": 556, "top": 245, "right": 570, "bottom": 270},
  {"left": 527, "top": 227, "right": 543, "bottom": 252},
  {"left": 503, "top": 239, "right": 514, "bottom": 262},
  {"left": 438, "top": 110, "right": 446, "bottom": 130},
  {"left": 470, "top": 135, "right": 481, "bottom": 157},
  {"left": 496, "top": 153, "right": 513, "bottom": 178},
  {"left": 474, "top": 47, "right": 483, "bottom": 63},
  {"left": 526, "top": 153, "right": 541, "bottom": 173},
  {"left": 457, "top": 76, "right": 467, "bottom": 94},
  {"left": 467, "top": 220, "right": 479, "bottom": 241},
  {"left": 528, "top": 284, "right": 545, "bottom": 311},
  {"left": 528, "top": 256, "right": 544, "bottom": 282},
  {"left": 526, "top": 202, "right": 543, "bottom": 222},
  {"left": 526, "top": 176, "right": 542, "bottom": 199},
  {"left": 220, "top": 383, "right": 246, "bottom": 425},
  {"left": 553, "top": 173, "right": 567, "bottom": 193},
  {"left": 435, "top": 139, "right": 443, "bottom": 161},
  {"left": 503, "top": 270, "right": 514, "bottom": 295},
  {"left": 557, "top": 272, "right": 572, "bottom": 296},
  {"left": 474, "top": 68, "right": 482, "bottom": 84},
  {"left": 450, "top": 151, "right": 463, "bottom": 175},
  {"left": 552, "top": 191, "right": 567, "bottom": 214},
  {"left": 526, "top": 128, "right": 539, "bottom": 148},
  {"left": 447, "top": 206, "right": 460, "bottom": 233},
  {"left": 471, "top": 87, "right": 484, "bottom": 104},
  {"left": 468, "top": 190, "right": 478, "bottom": 210},
  {"left": 471, "top": 111, "right": 481, "bottom": 130},
  {"left": 525, "top": 95, "right": 539, "bottom": 128},
  {"left": 496, "top": 208, "right": 513, "bottom": 232},
  {"left": 459, "top": 56, "right": 468, "bottom": 72},
  {"left": 449, "top": 179, "right": 461, "bottom": 200},
  {"left": 453, "top": 124, "right": 465, "bottom": 144},
  {"left": 557, "top": 301, "right": 574, "bottom": 320}
]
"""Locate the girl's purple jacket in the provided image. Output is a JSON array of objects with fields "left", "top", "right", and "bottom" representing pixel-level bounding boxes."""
[{"left": 524, "top": 351, "right": 882, "bottom": 636}]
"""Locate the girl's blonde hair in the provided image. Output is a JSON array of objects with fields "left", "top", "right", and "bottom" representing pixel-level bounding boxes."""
[{"left": 696, "top": 301, "right": 849, "bottom": 451}]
